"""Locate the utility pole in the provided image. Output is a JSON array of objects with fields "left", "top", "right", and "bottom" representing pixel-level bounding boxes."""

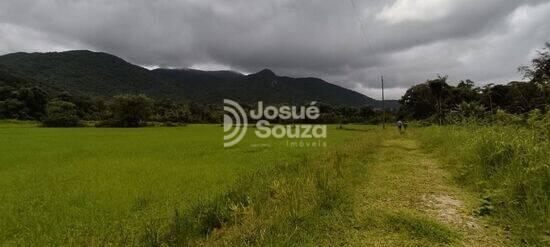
[{"left": 381, "top": 75, "right": 386, "bottom": 129}]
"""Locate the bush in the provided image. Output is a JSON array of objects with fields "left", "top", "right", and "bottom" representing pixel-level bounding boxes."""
[
  {"left": 100, "top": 94, "right": 153, "bottom": 127},
  {"left": 151, "top": 100, "right": 191, "bottom": 123},
  {"left": 526, "top": 108, "right": 550, "bottom": 140},
  {"left": 494, "top": 109, "right": 523, "bottom": 125},
  {"left": 42, "top": 100, "right": 81, "bottom": 127}
]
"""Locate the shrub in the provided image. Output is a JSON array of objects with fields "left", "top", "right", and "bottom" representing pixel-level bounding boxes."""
[
  {"left": 494, "top": 109, "right": 523, "bottom": 125},
  {"left": 42, "top": 100, "right": 81, "bottom": 127},
  {"left": 526, "top": 108, "right": 550, "bottom": 140},
  {"left": 100, "top": 94, "right": 153, "bottom": 127}
]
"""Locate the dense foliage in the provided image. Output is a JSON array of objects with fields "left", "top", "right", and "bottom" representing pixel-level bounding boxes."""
[
  {"left": 42, "top": 100, "right": 81, "bottom": 127},
  {"left": 0, "top": 70, "right": 388, "bottom": 126},
  {"left": 399, "top": 43, "right": 549, "bottom": 122},
  {"left": 406, "top": 44, "right": 550, "bottom": 245},
  {"left": 103, "top": 94, "right": 154, "bottom": 127}
]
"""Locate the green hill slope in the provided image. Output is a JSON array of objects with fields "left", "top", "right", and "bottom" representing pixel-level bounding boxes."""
[{"left": 0, "top": 50, "right": 396, "bottom": 107}]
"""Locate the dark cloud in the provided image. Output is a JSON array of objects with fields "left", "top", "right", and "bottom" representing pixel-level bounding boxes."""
[{"left": 0, "top": 0, "right": 549, "bottom": 99}]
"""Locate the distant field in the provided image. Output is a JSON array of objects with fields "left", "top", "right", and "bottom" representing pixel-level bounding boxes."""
[{"left": 0, "top": 123, "right": 359, "bottom": 245}]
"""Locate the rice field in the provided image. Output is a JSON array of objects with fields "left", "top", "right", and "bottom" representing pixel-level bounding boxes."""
[{"left": 0, "top": 123, "right": 360, "bottom": 245}]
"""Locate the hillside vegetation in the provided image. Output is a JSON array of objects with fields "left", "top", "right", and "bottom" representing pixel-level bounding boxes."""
[{"left": 0, "top": 50, "right": 386, "bottom": 107}]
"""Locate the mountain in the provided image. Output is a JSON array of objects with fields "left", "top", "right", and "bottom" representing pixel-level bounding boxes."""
[
  {"left": 0, "top": 50, "right": 398, "bottom": 108},
  {"left": 0, "top": 50, "right": 174, "bottom": 95},
  {"left": 152, "top": 68, "right": 385, "bottom": 106}
]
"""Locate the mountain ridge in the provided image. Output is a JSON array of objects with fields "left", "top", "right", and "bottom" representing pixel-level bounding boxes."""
[{"left": 0, "top": 50, "right": 398, "bottom": 108}]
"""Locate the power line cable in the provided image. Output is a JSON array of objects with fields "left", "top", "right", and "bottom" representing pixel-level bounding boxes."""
[{"left": 348, "top": 0, "right": 387, "bottom": 120}]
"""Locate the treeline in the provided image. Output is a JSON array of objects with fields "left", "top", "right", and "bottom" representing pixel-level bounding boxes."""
[
  {"left": 0, "top": 87, "right": 222, "bottom": 127},
  {"left": 234, "top": 102, "right": 386, "bottom": 125},
  {"left": 399, "top": 43, "right": 549, "bottom": 124},
  {"left": 0, "top": 83, "right": 387, "bottom": 127},
  {"left": 1, "top": 63, "right": 390, "bottom": 126}
]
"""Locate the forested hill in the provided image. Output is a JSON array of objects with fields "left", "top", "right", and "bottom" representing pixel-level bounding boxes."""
[{"left": 0, "top": 50, "right": 396, "bottom": 108}]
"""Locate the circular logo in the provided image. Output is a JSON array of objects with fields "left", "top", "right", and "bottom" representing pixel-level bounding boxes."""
[{"left": 223, "top": 99, "right": 248, "bottom": 148}]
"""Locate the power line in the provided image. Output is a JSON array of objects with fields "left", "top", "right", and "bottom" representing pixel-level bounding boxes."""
[
  {"left": 348, "top": 0, "right": 382, "bottom": 75},
  {"left": 348, "top": 0, "right": 387, "bottom": 125}
]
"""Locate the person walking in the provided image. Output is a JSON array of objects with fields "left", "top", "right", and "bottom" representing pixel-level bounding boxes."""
[{"left": 396, "top": 120, "right": 404, "bottom": 134}]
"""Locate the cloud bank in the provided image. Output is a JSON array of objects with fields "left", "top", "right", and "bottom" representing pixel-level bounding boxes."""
[{"left": 0, "top": 0, "right": 549, "bottom": 99}]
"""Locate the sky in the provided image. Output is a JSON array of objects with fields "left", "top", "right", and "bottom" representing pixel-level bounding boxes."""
[{"left": 0, "top": 0, "right": 549, "bottom": 99}]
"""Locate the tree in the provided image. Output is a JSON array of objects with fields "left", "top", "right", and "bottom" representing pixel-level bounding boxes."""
[
  {"left": 519, "top": 42, "right": 550, "bottom": 106},
  {"left": 399, "top": 83, "right": 435, "bottom": 120},
  {"left": 519, "top": 42, "right": 550, "bottom": 85},
  {"left": 42, "top": 100, "right": 81, "bottom": 127},
  {"left": 454, "top": 80, "right": 481, "bottom": 103},
  {"left": 109, "top": 94, "right": 153, "bottom": 127},
  {"left": 0, "top": 98, "right": 25, "bottom": 119},
  {"left": 17, "top": 87, "right": 48, "bottom": 119},
  {"left": 481, "top": 84, "right": 495, "bottom": 113},
  {"left": 152, "top": 99, "right": 190, "bottom": 123},
  {"left": 427, "top": 75, "right": 450, "bottom": 125}
]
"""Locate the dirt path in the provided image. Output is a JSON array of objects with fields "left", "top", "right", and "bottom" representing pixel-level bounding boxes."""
[{"left": 348, "top": 135, "right": 512, "bottom": 246}]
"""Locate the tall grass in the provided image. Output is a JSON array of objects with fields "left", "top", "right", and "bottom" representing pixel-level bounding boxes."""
[
  {"left": 414, "top": 124, "right": 549, "bottom": 245},
  {"left": 145, "top": 129, "right": 382, "bottom": 246}
]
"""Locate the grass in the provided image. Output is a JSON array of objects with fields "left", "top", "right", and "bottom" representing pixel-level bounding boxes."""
[
  {"left": 348, "top": 135, "right": 469, "bottom": 246},
  {"left": 383, "top": 211, "right": 457, "bottom": 244},
  {"left": 175, "top": 129, "right": 470, "bottom": 246},
  {"left": 0, "top": 124, "right": 358, "bottom": 245},
  {"left": 3, "top": 121, "right": 543, "bottom": 246},
  {"left": 413, "top": 125, "right": 550, "bottom": 246},
  {"left": 165, "top": 126, "right": 382, "bottom": 246}
]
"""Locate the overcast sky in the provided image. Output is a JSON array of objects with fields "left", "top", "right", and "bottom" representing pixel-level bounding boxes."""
[{"left": 1, "top": 0, "right": 549, "bottom": 99}]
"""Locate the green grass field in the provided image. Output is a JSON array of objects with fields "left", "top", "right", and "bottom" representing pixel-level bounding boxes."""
[
  {"left": 1, "top": 122, "right": 547, "bottom": 246},
  {"left": 0, "top": 123, "right": 360, "bottom": 245}
]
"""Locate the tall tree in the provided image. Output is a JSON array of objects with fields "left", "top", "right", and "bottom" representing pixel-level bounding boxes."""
[
  {"left": 519, "top": 42, "right": 550, "bottom": 106},
  {"left": 520, "top": 43, "right": 550, "bottom": 85},
  {"left": 110, "top": 94, "right": 153, "bottom": 127},
  {"left": 399, "top": 83, "right": 435, "bottom": 120},
  {"left": 427, "top": 75, "right": 450, "bottom": 125}
]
